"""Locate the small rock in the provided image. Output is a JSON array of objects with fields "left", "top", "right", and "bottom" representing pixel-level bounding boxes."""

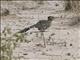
[{"left": 23, "top": 53, "right": 28, "bottom": 55}]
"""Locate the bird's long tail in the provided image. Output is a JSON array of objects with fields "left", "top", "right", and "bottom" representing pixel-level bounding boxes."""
[{"left": 18, "top": 25, "right": 35, "bottom": 33}]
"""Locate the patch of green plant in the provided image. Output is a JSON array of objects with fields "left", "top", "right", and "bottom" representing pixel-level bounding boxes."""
[{"left": 1, "top": 27, "right": 28, "bottom": 60}]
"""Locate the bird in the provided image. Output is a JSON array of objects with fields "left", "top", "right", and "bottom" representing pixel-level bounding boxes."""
[
  {"left": 18, "top": 16, "right": 56, "bottom": 47},
  {"left": 18, "top": 16, "right": 55, "bottom": 33}
]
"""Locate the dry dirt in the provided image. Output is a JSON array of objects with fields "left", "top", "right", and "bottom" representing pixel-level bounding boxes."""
[{"left": 1, "top": 1, "right": 80, "bottom": 60}]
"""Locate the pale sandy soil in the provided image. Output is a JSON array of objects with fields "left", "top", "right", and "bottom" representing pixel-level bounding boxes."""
[{"left": 1, "top": 1, "right": 80, "bottom": 60}]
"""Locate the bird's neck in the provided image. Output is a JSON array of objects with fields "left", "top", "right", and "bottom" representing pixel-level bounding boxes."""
[{"left": 48, "top": 20, "right": 53, "bottom": 22}]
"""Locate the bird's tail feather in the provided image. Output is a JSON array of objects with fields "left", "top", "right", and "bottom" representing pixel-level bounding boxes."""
[{"left": 18, "top": 25, "right": 35, "bottom": 33}]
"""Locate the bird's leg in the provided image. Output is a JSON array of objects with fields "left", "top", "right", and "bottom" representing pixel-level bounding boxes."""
[{"left": 41, "top": 32, "right": 46, "bottom": 48}]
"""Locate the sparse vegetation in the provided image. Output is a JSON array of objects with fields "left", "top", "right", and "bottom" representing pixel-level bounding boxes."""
[
  {"left": 65, "top": 0, "right": 72, "bottom": 11},
  {"left": 1, "top": 27, "right": 27, "bottom": 60},
  {"left": 65, "top": 0, "right": 80, "bottom": 13},
  {"left": 1, "top": 8, "right": 10, "bottom": 16}
]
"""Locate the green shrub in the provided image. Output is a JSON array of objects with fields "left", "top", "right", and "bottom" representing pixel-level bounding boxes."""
[{"left": 1, "top": 27, "right": 27, "bottom": 60}]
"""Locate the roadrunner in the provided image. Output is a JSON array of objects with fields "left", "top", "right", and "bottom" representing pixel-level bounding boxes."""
[{"left": 18, "top": 16, "right": 55, "bottom": 47}]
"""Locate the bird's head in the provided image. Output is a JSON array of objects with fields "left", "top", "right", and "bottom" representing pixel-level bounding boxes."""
[{"left": 48, "top": 16, "right": 55, "bottom": 21}]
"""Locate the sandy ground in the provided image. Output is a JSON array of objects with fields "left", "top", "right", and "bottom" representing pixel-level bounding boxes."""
[{"left": 1, "top": 1, "right": 80, "bottom": 60}]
